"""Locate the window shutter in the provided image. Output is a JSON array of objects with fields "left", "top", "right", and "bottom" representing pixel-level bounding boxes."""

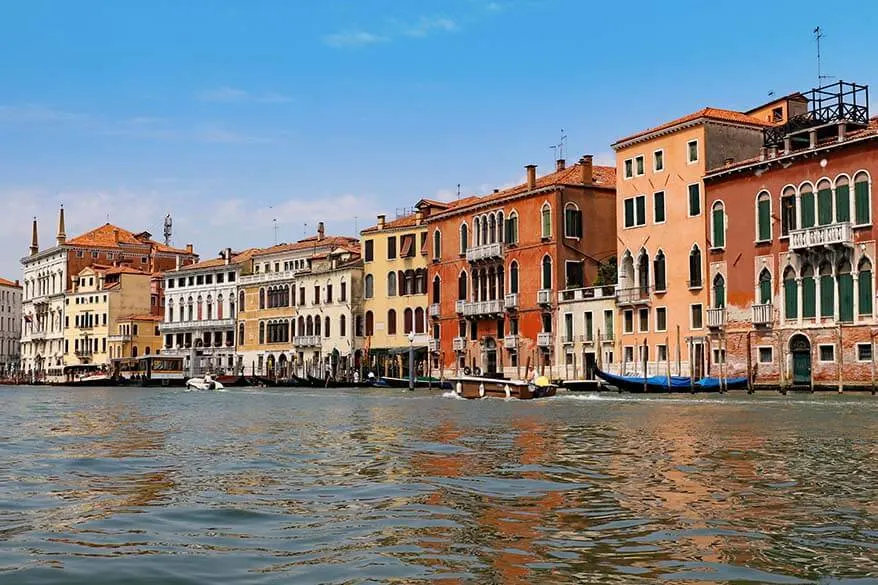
[
  {"left": 859, "top": 270, "right": 873, "bottom": 315},
  {"left": 784, "top": 278, "right": 798, "bottom": 320},
  {"left": 835, "top": 185, "right": 850, "bottom": 222},
  {"left": 688, "top": 184, "right": 701, "bottom": 215},
  {"left": 758, "top": 199, "right": 771, "bottom": 241},
  {"left": 712, "top": 208, "right": 725, "bottom": 247},
  {"left": 624, "top": 199, "right": 634, "bottom": 227},
  {"left": 820, "top": 275, "right": 834, "bottom": 318},
  {"left": 759, "top": 276, "right": 772, "bottom": 305},
  {"left": 715, "top": 282, "right": 725, "bottom": 308},
  {"left": 801, "top": 191, "right": 815, "bottom": 228},
  {"left": 576, "top": 210, "right": 583, "bottom": 238},
  {"left": 817, "top": 188, "right": 832, "bottom": 225},
  {"left": 839, "top": 273, "right": 854, "bottom": 322},
  {"left": 855, "top": 181, "right": 870, "bottom": 225},
  {"left": 635, "top": 196, "right": 645, "bottom": 225},
  {"left": 802, "top": 276, "right": 816, "bottom": 318}
]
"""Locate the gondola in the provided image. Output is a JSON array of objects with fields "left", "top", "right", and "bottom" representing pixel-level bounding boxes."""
[{"left": 594, "top": 368, "right": 748, "bottom": 393}]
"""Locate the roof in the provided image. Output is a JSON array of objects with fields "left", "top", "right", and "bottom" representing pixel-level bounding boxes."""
[
  {"left": 118, "top": 314, "right": 163, "bottom": 322},
  {"left": 361, "top": 198, "right": 478, "bottom": 234},
  {"left": 253, "top": 235, "right": 359, "bottom": 258},
  {"left": 103, "top": 265, "right": 152, "bottom": 276},
  {"left": 613, "top": 107, "right": 772, "bottom": 148},
  {"left": 0, "top": 277, "right": 20, "bottom": 288},
  {"left": 173, "top": 248, "right": 261, "bottom": 272},
  {"left": 66, "top": 222, "right": 194, "bottom": 255}
]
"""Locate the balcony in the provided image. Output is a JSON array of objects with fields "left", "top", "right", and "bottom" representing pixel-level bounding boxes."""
[
  {"left": 504, "top": 293, "right": 519, "bottom": 311},
  {"left": 294, "top": 335, "right": 321, "bottom": 347},
  {"left": 789, "top": 222, "right": 853, "bottom": 250},
  {"left": 465, "top": 242, "right": 505, "bottom": 263},
  {"left": 562, "top": 334, "right": 575, "bottom": 345},
  {"left": 706, "top": 308, "right": 726, "bottom": 329},
  {"left": 74, "top": 348, "right": 93, "bottom": 358},
  {"left": 559, "top": 285, "right": 617, "bottom": 303},
  {"left": 455, "top": 300, "right": 465, "bottom": 314},
  {"left": 463, "top": 299, "right": 505, "bottom": 317},
  {"left": 429, "top": 303, "right": 440, "bottom": 318},
  {"left": 536, "top": 332, "right": 553, "bottom": 347},
  {"left": 29, "top": 330, "right": 47, "bottom": 341},
  {"left": 160, "top": 318, "right": 235, "bottom": 332},
  {"left": 107, "top": 334, "right": 131, "bottom": 342},
  {"left": 616, "top": 286, "right": 653, "bottom": 306},
  {"left": 428, "top": 339, "right": 440, "bottom": 353},
  {"left": 537, "top": 289, "right": 552, "bottom": 306},
  {"left": 239, "top": 269, "right": 305, "bottom": 286},
  {"left": 452, "top": 336, "right": 466, "bottom": 351},
  {"left": 503, "top": 335, "right": 518, "bottom": 349},
  {"left": 579, "top": 334, "right": 595, "bottom": 344},
  {"left": 752, "top": 303, "right": 773, "bottom": 326}
]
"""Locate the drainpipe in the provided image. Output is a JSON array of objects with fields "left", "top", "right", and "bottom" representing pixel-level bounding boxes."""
[{"left": 837, "top": 324, "right": 843, "bottom": 393}]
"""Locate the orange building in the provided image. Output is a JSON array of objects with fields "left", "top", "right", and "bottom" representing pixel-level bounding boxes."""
[{"left": 426, "top": 156, "right": 616, "bottom": 378}]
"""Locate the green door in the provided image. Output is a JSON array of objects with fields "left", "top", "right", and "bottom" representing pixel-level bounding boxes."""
[{"left": 792, "top": 351, "right": 811, "bottom": 385}]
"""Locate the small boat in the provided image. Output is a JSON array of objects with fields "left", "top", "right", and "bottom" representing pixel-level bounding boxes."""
[
  {"left": 185, "top": 374, "right": 225, "bottom": 391},
  {"left": 594, "top": 368, "right": 748, "bottom": 393},
  {"left": 449, "top": 376, "right": 557, "bottom": 400}
]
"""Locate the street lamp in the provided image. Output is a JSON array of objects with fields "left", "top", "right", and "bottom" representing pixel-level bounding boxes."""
[{"left": 407, "top": 331, "right": 415, "bottom": 391}]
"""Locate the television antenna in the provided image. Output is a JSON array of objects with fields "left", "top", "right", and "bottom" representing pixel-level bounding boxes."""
[
  {"left": 550, "top": 129, "right": 568, "bottom": 162},
  {"left": 814, "top": 27, "right": 834, "bottom": 85},
  {"left": 163, "top": 214, "right": 172, "bottom": 245}
]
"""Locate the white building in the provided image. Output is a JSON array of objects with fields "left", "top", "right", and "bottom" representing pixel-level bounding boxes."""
[
  {"left": 0, "top": 278, "right": 22, "bottom": 375},
  {"left": 160, "top": 248, "right": 258, "bottom": 375},
  {"left": 555, "top": 284, "right": 618, "bottom": 380}
]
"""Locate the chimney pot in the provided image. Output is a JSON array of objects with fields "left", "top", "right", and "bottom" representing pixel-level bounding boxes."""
[
  {"left": 838, "top": 122, "right": 847, "bottom": 143},
  {"left": 225, "top": 247, "right": 232, "bottom": 265},
  {"left": 377, "top": 214, "right": 386, "bottom": 229},
  {"left": 317, "top": 221, "right": 325, "bottom": 240},
  {"left": 493, "top": 189, "right": 499, "bottom": 193},
  {"left": 759, "top": 147, "right": 767, "bottom": 161},
  {"left": 580, "top": 155, "right": 594, "bottom": 185},
  {"left": 112, "top": 228, "right": 120, "bottom": 243},
  {"left": 556, "top": 159, "right": 566, "bottom": 171},
  {"left": 769, "top": 146, "right": 778, "bottom": 159},
  {"left": 525, "top": 164, "right": 537, "bottom": 190},
  {"left": 724, "top": 157, "right": 735, "bottom": 166}
]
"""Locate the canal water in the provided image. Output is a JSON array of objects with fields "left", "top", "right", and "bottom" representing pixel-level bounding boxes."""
[{"left": 0, "top": 387, "right": 876, "bottom": 584}]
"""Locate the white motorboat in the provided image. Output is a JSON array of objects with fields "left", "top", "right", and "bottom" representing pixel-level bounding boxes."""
[{"left": 185, "top": 374, "right": 225, "bottom": 391}]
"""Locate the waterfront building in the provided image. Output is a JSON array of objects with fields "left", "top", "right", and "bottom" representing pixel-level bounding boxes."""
[
  {"left": 108, "top": 314, "right": 163, "bottom": 362},
  {"left": 555, "top": 284, "right": 617, "bottom": 380},
  {"left": 20, "top": 208, "right": 197, "bottom": 379},
  {"left": 359, "top": 202, "right": 447, "bottom": 377},
  {"left": 704, "top": 81, "right": 877, "bottom": 389},
  {"left": 611, "top": 100, "right": 791, "bottom": 377},
  {"left": 427, "top": 157, "right": 616, "bottom": 378},
  {"left": 62, "top": 265, "right": 156, "bottom": 367},
  {"left": 0, "top": 278, "right": 22, "bottom": 375},
  {"left": 236, "top": 223, "right": 360, "bottom": 377},
  {"left": 160, "top": 247, "right": 259, "bottom": 376}
]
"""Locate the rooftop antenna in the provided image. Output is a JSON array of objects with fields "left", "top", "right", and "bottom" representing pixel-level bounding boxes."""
[
  {"left": 354, "top": 216, "right": 358, "bottom": 234},
  {"left": 559, "top": 128, "right": 567, "bottom": 161},
  {"left": 814, "top": 26, "right": 834, "bottom": 85},
  {"left": 273, "top": 217, "right": 278, "bottom": 245},
  {"left": 456, "top": 183, "right": 461, "bottom": 200},
  {"left": 163, "top": 213, "right": 172, "bottom": 246}
]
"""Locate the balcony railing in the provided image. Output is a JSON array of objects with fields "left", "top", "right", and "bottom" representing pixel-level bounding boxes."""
[
  {"left": 537, "top": 289, "right": 552, "bottom": 305},
  {"left": 789, "top": 222, "right": 853, "bottom": 250},
  {"left": 706, "top": 308, "right": 726, "bottom": 329},
  {"left": 616, "top": 286, "right": 653, "bottom": 306},
  {"left": 752, "top": 303, "right": 773, "bottom": 326},
  {"left": 455, "top": 300, "right": 465, "bottom": 314},
  {"left": 160, "top": 318, "right": 235, "bottom": 332},
  {"left": 29, "top": 330, "right": 47, "bottom": 341},
  {"left": 239, "top": 269, "right": 304, "bottom": 286},
  {"left": 428, "top": 339, "right": 440, "bottom": 353},
  {"left": 465, "top": 242, "right": 505, "bottom": 263},
  {"left": 429, "top": 303, "right": 440, "bottom": 318},
  {"left": 578, "top": 334, "right": 595, "bottom": 343},
  {"left": 562, "top": 334, "right": 575, "bottom": 344},
  {"left": 107, "top": 334, "right": 131, "bottom": 342},
  {"left": 559, "top": 285, "right": 617, "bottom": 302},
  {"left": 452, "top": 337, "right": 466, "bottom": 351},
  {"left": 504, "top": 293, "right": 519, "bottom": 310},
  {"left": 293, "top": 335, "right": 321, "bottom": 347},
  {"left": 463, "top": 299, "right": 505, "bottom": 317},
  {"left": 537, "top": 332, "right": 553, "bottom": 347},
  {"left": 74, "top": 348, "right": 93, "bottom": 358},
  {"left": 503, "top": 335, "right": 518, "bottom": 349}
]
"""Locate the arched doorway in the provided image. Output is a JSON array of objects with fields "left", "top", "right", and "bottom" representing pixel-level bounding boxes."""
[
  {"left": 789, "top": 334, "right": 811, "bottom": 385},
  {"left": 266, "top": 354, "right": 276, "bottom": 377},
  {"left": 484, "top": 337, "right": 498, "bottom": 376},
  {"left": 278, "top": 353, "right": 288, "bottom": 378}
]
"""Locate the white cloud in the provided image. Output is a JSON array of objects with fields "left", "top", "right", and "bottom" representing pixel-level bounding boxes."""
[
  {"left": 324, "top": 14, "right": 459, "bottom": 48},
  {"left": 400, "top": 15, "right": 458, "bottom": 37},
  {"left": 323, "top": 30, "right": 388, "bottom": 49}
]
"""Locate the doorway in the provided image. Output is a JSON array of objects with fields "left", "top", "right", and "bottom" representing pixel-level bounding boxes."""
[
  {"left": 584, "top": 352, "right": 597, "bottom": 380},
  {"left": 790, "top": 334, "right": 811, "bottom": 385},
  {"left": 484, "top": 338, "right": 497, "bottom": 376},
  {"left": 692, "top": 342, "right": 705, "bottom": 379}
]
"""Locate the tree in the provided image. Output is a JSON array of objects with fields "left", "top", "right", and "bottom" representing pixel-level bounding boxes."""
[{"left": 594, "top": 256, "right": 617, "bottom": 286}]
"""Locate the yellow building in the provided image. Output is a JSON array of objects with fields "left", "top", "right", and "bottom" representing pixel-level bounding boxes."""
[
  {"left": 108, "top": 314, "right": 162, "bottom": 361},
  {"left": 63, "top": 265, "right": 154, "bottom": 367}
]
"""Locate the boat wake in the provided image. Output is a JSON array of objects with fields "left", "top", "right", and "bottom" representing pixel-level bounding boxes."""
[{"left": 441, "top": 391, "right": 466, "bottom": 400}]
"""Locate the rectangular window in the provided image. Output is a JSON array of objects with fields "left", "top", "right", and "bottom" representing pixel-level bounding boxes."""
[
  {"left": 688, "top": 183, "right": 701, "bottom": 216},
  {"left": 624, "top": 159, "right": 633, "bottom": 179},
  {"left": 326, "top": 284, "right": 333, "bottom": 303},
  {"left": 687, "top": 140, "right": 698, "bottom": 163},
  {"left": 623, "top": 309, "right": 633, "bottom": 334},
  {"left": 835, "top": 184, "right": 850, "bottom": 222},
  {"left": 653, "top": 150, "right": 664, "bottom": 172},
  {"left": 855, "top": 180, "right": 870, "bottom": 225},
  {"left": 216, "top": 273, "right": 224, "bottom": 283},
  {"left": 564, "top": 313, "right": 574, "bottom": 341},
  {"left": 623, "top": 346, "right": 634, "bottom": 364},
  {"left": 653, "top": 191, "right": 665, "bottom": 223},
  {"left": 364, "top": 240, "right": 374, "bottom": 262},
  {"left": 638, "top": 308, "right": 649, "bottom": 332},
  {"left": 228, "top": 272, "right": 235, "bottom": 282},
  {"left": 387, "top": 236, "right": 397, "bottom": 260},
  {"left": 400, "top": 234, "right": 416, "bottom": 258},
  {"left": 624, "top": 198, "right": 635, "bottom": 228},
  {"left": 419, "top": 232, "right": 427, "bottom": 255},
  {"left": 565, "top": 261, "right": 583, "bottom": 288},
  {"left": 655, "top": 307, "right": 667, "bottom": 332},
  {"left": 314, "top": 286, "right": 320, "bottom": 305},
  {"left": 624, "top": 196, "right": 646, "bottom": 228},
  {"left": 635, "top": 155, "right": 644, "bottom": 176},
  {"left": 564, "top": 208, "right": 583, "bottom": 238},
  {"left": 691, "top": 304, "right": 703, "bottom": 329},
  {"left": 635, "top": 195, "right": 646, "bottom": 225},
  {"left": 758, "top": 346, "right": 773, "bottom": 364},
  {"left": 712, "top": 348, "right": 726, "bottom": 364},
  {"left": 819, "top": 344, "right": 835, "bottom": 362},
  {"left": 341, "top": 282, "right": 347, "bottom": 301},
  {"left": 657, "top": 344, "right": 668, "bottom": 362},
  {"left": 584, "top": 312, "right": 593, "bottom": 342},
  {"left": 604, "top": 310, "right": 614, "bottom": 341},
  {"left": 205, "top": 274, "right": 213, "bottom": 285},
  {"left": 196, "top": 276, "right": 203, "bottom": 286},
  {"left": 857, "top": 343, "right": 872, "bottom": 362}
]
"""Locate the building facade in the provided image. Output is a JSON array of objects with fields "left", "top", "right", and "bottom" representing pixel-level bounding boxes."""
[
  {"left": 427, "top": 156, "right": 616, "bottom": 379},
  {"left": 704, "top": 81, "right": 877, "bottom": 389},
  {"left": 0, "top": 278, "right": 22, "bottom": 375},
  {"left": 160, "top": 248, "right": 258, "bottom": 376},
  {"left": 108, "top": 314, "right": 163, "bottom": 361},
  {"left": 555, "top": 285, "right": 617, "bottom": 380}
]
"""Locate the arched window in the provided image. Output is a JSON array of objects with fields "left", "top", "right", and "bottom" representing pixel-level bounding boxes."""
[
  {"left": 653, "top": 250, "right": 666, "bottom": 292},
  {"left": 564, "top": 203, "right": 582, "bottom": 238},
  {"left": 132, "top": 346, "right": 138, "bottom": 357},
  {"left": 802, "top": 264, "right": 816, "bottom": 319},
  {"left": 432, "top": 275, "right": 441, "bottom": 304},
  {"left": 541, "top": 203, "right": 552, "bottom": 238},
  {"left": 509, "top": 261, "right": 519, "bottom": 294},
  {"left": 783, "top": 267, "right": 798, "bottom": 320},
  {"left": 710, "top": 201, "right": 725, "bottom": 248},
  {"left": 819, "top": 262, "right": 834, "bottom": 319},
  {"left": 506, "top": 211, "right": 519, "bottom": 244},
  {"left": 480, "top": 216, "right": 488, "bottom": 245},
  {"left": 259, "top": 288, "right": 265, "bottom": 309},
  {"left": 404, "top": 308, "right": 413, "bottom": 334},
  {"left": 854, "top": 172, "right": 871, "bottom": 225},
  {"left": 168, "top": 299, "right": 175, "bottom": 323},
  {"left": 620, "top": 251, "right": 634, "bottom": 289},
  {"left": 306, "top": 315, "right": 313, "bottom": 335},
  {"left": 197, "top": 295, "right": 204, "bottom": 320},
  {"left": 324, "top": 316, "right": 331, "bottom": 337},
  {"left": 206, "top": 295, "right": 213, "bottom": 320},
  {"left": 838, "top": 260, "right": 853, "bottom": 322},
  {"left": 800, "top": 182, "right": 815, "bottom": 228},
  {"left": 758, "top": 268, "right": 772, "bottom": 305},
  {"left": 460, "top": 223, "right": 469, "bottom": 254},
  {"left": 314, "top": 316, "right": 321, "bottom": 337},
  {"left": 217, "top": 294, "right": 224, "bottom": 320},
  {"left": 365, "top": 311, "right": 374, "bottom": 336},
  {"left": 637, "top": 249, "right": 649, "bottom": 295},
  {"left": 364, "top": 274, "right": 374, "bottom": 299},
  {"left": 541, "top": 255, "right": 552, "bottom": 290},
  {"left": 474, "top": 217, "right": 481, "bottom": 247},
  {"left": 238, "top": 322, "right": 244, "bottom": 345},
  {"left": 340, "top": 314, "right": 346, "bottom": 336},
  {"left": 688, "top": 245, "right": 702, "bottom": 288},
  {"left": 259, "top": 321, "right": 265, "bottom": 344},
  {"left": 488, "top": 214, "right": 496, "bottom": 244},
  {"left": 387, "top": 272, "right": 396, "bottom": 297},
  {"left": 817, "top": 179, "right": 833, "bottom": 226},
  {"left": 414, "top": 307, "right": 425, "bottom": 333},
  {"left": 387, "top": 309, "right": 397, "bottom": 335},
  {"left": 433, "top": 229, "right": 441, "bottom": 260},
  {"left": 713, "top": 274, "right": 725, "bottom": 308},
  {"left": 859, "top": 257, "right": 873, "bottom": 316},
  {"left": 238, "top": 290, "right": 245, "bottom": 313},
  {"left": 835, "top": 176, "right": 851, "bottom": 222},
  {"left": 497, "top": 211, "right": 504, "bottom": 242},
  {"left": 187, "top": 296, "right": 193, "bottom": 321},
  {"left": 756, "top": 192, "right": 771, "bottom": 242},
  {"left": 458, "top": 271, "right": 468, "bottom": 301},
  {"left": 298, "top": 316, "right": 305, "bottom": 335},
  {"left": 781, "top": 186, "right": 797, "bottom": 236}
]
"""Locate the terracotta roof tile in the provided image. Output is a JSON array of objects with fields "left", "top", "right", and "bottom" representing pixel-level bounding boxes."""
[
  {"left": 613, "top": 107, "right": 772, "bottom": 147},
  {"left": 361, "top": 196, "right": 485, "bottom": 233},
  {"left": 253, "top": 235, "right": 359, "bottom": 258},
  {"left": 67, "top": 223, "right": 194, "bottom": 255},
  {"left": 0, "top": 277, "right": 21, "bottom": 288},
  {"left": 173, "top": 248, "right": 261, "bottom": 272},
  {"left": 118, "top": 314, "right": 163, "bottom": 322}
]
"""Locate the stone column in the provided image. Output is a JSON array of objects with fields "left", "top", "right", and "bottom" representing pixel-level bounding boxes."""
[{"left": 796, "top": 277, "right": 804, "bottom": 325}]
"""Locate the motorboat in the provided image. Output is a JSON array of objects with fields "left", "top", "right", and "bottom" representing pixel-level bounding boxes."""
[
  {"left": 449, "top": 375, "right": 557, "bottom": 399},
  {"left": 185, "top": 374, "right": 225, "bottom": 391}
]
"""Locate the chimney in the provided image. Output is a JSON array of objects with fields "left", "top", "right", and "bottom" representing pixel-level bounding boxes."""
[
  {"left": 724, "top": 157, "right": 735, "bottom": 166},
  {"left": 556, "top": 159, "right": 566, "bottom": 171},
  {"left": 377, "top": 214, "right": 386, "bottom": 230},
  {"left": 185, "top": 243, "right": 193, "bottom": 254},
  {"left": 809, "top": 129, "right": 818, "bottom": 149},
  {"left": 783, "top": 137, "right": 792, "bottom": 156},
  {"left": 176, "top": 255, "right": 182, "bottom": 271},
  {"left": 493, "top": 189, "right": 499, "bottom": 193},
  {"left": 112, "top": 228, "right": 120, "bottom": 243},
  {"left": 317, "top": 221, "right": 325, "bottom": 240},
  {"left": 580, "top": 155, "right": 594, "bottom": 185},
  {"left": 525, "top": 164, "right": 537, "bottom": 190},
  {"left": 759, "top": 147, "right": 767, "bottom": 161},
  {"left": 769, "top": 146, "right": 778, "bottom": 159},
  {"left": 56, "top": 205, "right": 66, "bottom": 246},
  {"left": 225, "top": 247, "right": 232, "bottom": 265},
  {"left": 838, "top": 122, "right": 847, "bottom": 143},
  {"left": 415, "top": 210, "right": 424, "bottom": 225},
  {"left": 29, "top": 217, "right": 38, "bottom": 256},
  {"left": 14, "top": 280, "right": 19, "bottom": 287}
]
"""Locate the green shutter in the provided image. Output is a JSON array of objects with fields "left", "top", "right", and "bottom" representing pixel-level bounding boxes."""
[
  {"left": 758, "top": 199, "right": 771, "bottom": 241},
  {"left": 654, "top": 192, "right": 665, "bottom": 223},
  {"left": 784, "top": 278, "right": 798, "bottom": 320},
  {"left": 635, "top": 196, "right": 645, "bottom": 225},
  {"left": 839, "top": 273, "right": 854, "bottom": 322},
  {"left": 577, "top": 210, "right": 583, "bottom": 237},
  {"left": 542, "top": 260, "right": 551, "bottom": 289},
  {"left": 817, "top": 188, "right": 832, "bottom": 225},
  {"left": 760, "top": 277, "right": 772, "bottom": 304},
  {"left": 689, "top": 184, "right": 700, "bottom": 215},
  {"left": 855, "top": 181, "right": 870, "bottom": 225},
  {"left": 715, "top": 282, "right": 725, "bottom": 308},
  {"left": 712, "top": 208, "right": 724, "bottom": 247},
  {"left": 542, "top": 208, "right": 551, "bottom": 236},
  {"left": 820, "top": 275, "right": 834, "bottom": 318},
  {"left": 859, "top": 270, "right": 873, "bottom": 315},
  {"left": 835, "top": 185, "right": 850, "bottom": 222},
  {"left": 802, "top": 276, "right": 816, "bottom": 318},
  {"left": 801, "top": 191, "right": 815, "bottom": 228}
]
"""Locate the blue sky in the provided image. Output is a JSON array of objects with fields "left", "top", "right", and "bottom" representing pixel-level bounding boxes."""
[{"left": 1, "top": 0, "right": 876, "bottom": 277}]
